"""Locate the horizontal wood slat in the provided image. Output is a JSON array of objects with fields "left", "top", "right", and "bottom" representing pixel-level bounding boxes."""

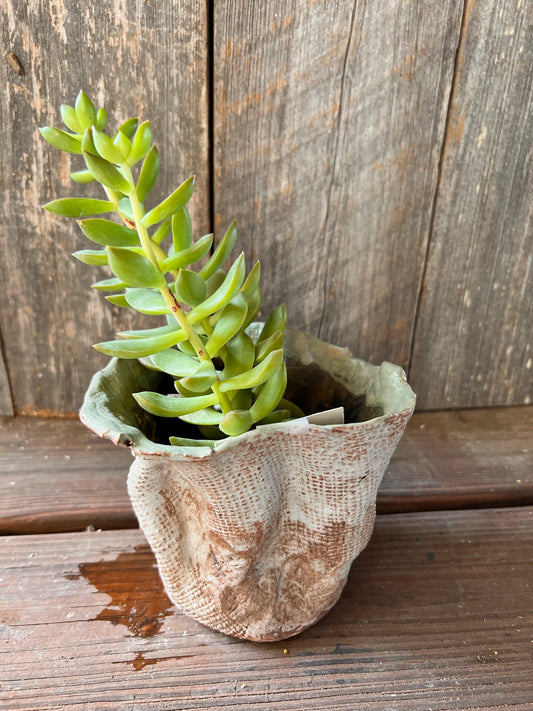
[
  {"left": 0, "top": 0, "right": 208, "bottom": 416},
  {"left": 1, "top": 406, "right": 532, "bottom": 534},
  {"left": 1, "top": 507, "right": 531, "bottom": 709}
]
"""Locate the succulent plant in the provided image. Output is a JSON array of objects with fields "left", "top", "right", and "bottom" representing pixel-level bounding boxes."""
[{"left": 41, "top": 91, "right": 300, "bottom": 443}]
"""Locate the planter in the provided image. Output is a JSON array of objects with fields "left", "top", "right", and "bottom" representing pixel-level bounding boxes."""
[{"left": 80, "top": 327, "right": 415, "bottom": 641}]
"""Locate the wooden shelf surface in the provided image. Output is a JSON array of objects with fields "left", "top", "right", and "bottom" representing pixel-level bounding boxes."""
[
  {"left": 1, "top": 507, "right": 531, "bottom": 710},
  {"left": 1, "top": 406, "right": 532, "bottom": 534}
]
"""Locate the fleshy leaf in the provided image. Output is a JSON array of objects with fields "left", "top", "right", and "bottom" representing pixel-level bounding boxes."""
[
  {"left": 39, "top": 127, "right": 82, "bottom": 154},
  {"left": 75, "top": 91, "right": 97, "bottom": 130},
  {"left": 162, "top": 234, "right": 213, "bottom": 272},
  {"left": 72, "top": 249, "right": 108, "bottom": 266},
  {"left": 91, "top": 127, "right": 123, "bottom": 164},
  {"left": 250, "top": 363, "right": 287, "bottom": 423},
  {"left": 127, "top": 120, "right": 152, "bottom": 165},
  {"left": 178, "top": 407, "right": 224, "bottom": 425},
  {"left": 186, "top": 253, "right": 245, "bottom": 325},
  {"left": 133, "top": 391, "right": 218, "bottom": 417},
  {"left": 78, "top": 218, "right": 139, "bottom": 247},
  {"left": 174, "top": 269, "right": 206, "bottom": 306},
  {"left": 141, "top": 175, "right": 195, "bottom": 228},
  {"left": 43, "top": 198, "right": 114, "bottom": 218},
  {"left": 94, "top": 329, "right": 186, "bottom": 358},
  {"left": 205, "top": 293, "right": 248, "bottom": 357},
  {"left": 150, "top": 348, "right": 199, "bottom": 377},
  {"left": 200, "top": 219, "right": 237, "bottom": 280},
  {"left": 91, "top": 277, "right": 126, "bottom": 291},
  {"left": 218, "top": 349, "right": 283, "bottom": 392},
  {"left": 171, "top": 208, "right": 193, "bottom": 252},
  {"left": 219, "top": 410, "right": 254, "bottom": 436},
  {"left": 124, "top": 288, "right": 171, "bottom": 315},
  {"left": 107, "top": 247, "right": 166, "bottom": 289},
  {"left": 83, "top": 149, "right": 132, "bottom": 193},
  {"left": 137, "top": 145, "right": 159, "bottom": 202}
]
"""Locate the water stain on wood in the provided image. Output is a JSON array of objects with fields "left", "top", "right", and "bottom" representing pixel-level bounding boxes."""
[{"left": 65, "top": 544, "right": 174, "bottom": 669}]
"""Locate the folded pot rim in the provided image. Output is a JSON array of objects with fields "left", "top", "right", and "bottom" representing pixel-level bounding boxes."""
[{"left": 80, "top": 326, "right": 416, "bottom": 460}]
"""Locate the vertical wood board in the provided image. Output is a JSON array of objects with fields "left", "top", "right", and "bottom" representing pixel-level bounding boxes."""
[
  {"left": 410, "top": 0, "right": 533, "bottom": 408},
  {"left": 0, "top": 1, "right": 208, "bottom": 415},
  {"left": 214, "top": 0, "right": 464, "bottom": 370}
]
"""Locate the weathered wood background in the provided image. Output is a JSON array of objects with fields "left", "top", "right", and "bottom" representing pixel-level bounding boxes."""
[{"left": 0, "top": 0, "right": 531, "bottom": 416}]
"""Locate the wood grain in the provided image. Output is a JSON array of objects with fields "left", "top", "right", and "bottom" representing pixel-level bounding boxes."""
[
  {"left": 1, "top": 407, "right": 532, "bottom": 534},
  {"left": 0, "top": 347, "right": 13, "bottom": 416},
  {"left": 0, "top": 1, "right": 208, "bottom": 416},
  {"left": 214, "top": 0, "right": 463, "bottom": 370},
  {"left": 410, "top": 0, "right": 533, "bottom": 408},
  {"left": 1, "top": 507, "right": 531, "bottom": 709}
]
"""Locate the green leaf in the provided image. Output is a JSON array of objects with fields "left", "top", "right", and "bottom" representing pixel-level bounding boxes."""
[
  {"left": 133, "top": 391, "right": 218, "bottom": 417},
  {"left": 43, "top": 198, "right": 114, "bottom": 218},
  {"left": 205, "top": 293, "right": 248, "bottom": 357},
  {"left": 171, "top": 207, "right": 193, "bottom": 252},
  {"left": 151, "top": 219, "right": 171, "bottom": 246},
  {"left": 91, "top": 127, "right": 123, "bottom": 164},
  {"left": 137, "top": 145, "right": 159, "bottom": 202},
  {"left": 124, "top": 288, "right": 171, "bottom": 315},
  {"left": 242, "top": 284, "right": 262, "bottom": 329},
  {"left": 60, "top": 104, "right": 82, "bottom": 133},
  {"left": 241, "top": 260, "right": 261, "bottom": 297},
  {"left": 256, "top": 409, "right": 291, "bottom": 426},
  {"left": 91, "top": 277, "right": 126, "bottom": 291},
  {"left": 75, "top": 91, "right": 97, "bottom": 130},
  {"left": 222, "top": 332, "right": 255, "bottom": 379},
  {"left": 179, "top": 360, "right": 218, "bottom": 393},
  {"left": 94, "top": 328, "right": 186, "bottom": 359},
  {"left": 219, "top": 410, "right": 254, "bottom": 436},
  {"left": 39, "top": 127, "right": 82, "bottom": 154},
  {"left": 141, "top": 176, "right": 195, "bottom": 228},
  {"left": 219, "top": 349, "right": 284, "bottom": 392},
  {"left": 72, "top": 249, "right": 108, "bottom": 266},
  {"left": 205, "top": 269, "right": 227, "bottom": 298},
  {"left": 107, "top": 247, "right": 166, "bottom": 289},
  {"left": 105, "top": 293, "right": 129, "bottom": 308},
  {"left": 117, "top": 324, "right": 179, "bottom": 339},
  {"left": 70, "top": 169, "right": 95, "bottom": 184},
  {"left": 127, "top": 120, "right": 152, "bottom": 165},
  {"left": 258, "top": 304, "right": 287, "bottom": 343},
  {"left": 150, "top": 348, "right": 199, "bottom": 377},
  {"left": 178, "top": 407, "right": 224, "bottom": 426},
  {"left": 169, "top": 435, "right": 215, "bottom": 448},
  {"left": 250, "top": 363, "right": 287, "bottom": 424},
  {"left": 95, "top": 107, "right": 107, "bottom": 131},
  {"left": 200, "top": 219, "right": 238, "bottom": 279},
  {"left": 117, "top": 197, "right": 136, "bottom": 225},
  {"left": 161, "top": 233, "right": 213, "bottom": 272},
  {"left": 255, "top": 330, "right": 284, "bottom": 363},
  {"left": 78, "top": 218, "right": 139, "bottom": 247},
  {"left": 117, "top": 118, "right": 138, "bottom": 139},
  {"left": 174, "top": 269, "right": 206, "bottom": 306},
  {"left": 186, "top": 253, "right": 246, "bottom": 325},
  {"left": 83, "top": 150, "right": 132, "bottom": 193},
  {"left": 113, "top": 130, "right": 131, "bottom": 160}
]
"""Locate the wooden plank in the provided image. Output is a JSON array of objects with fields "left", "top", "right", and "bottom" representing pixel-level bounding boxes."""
[
  {"left": 378, "top": 404, "right": 533, "bottom": 513},
  {"left": 214, "top": 0, "right": 463, "bottom": 370},
  {"left": 0, "top": 416, "right": 134, "bottom": 534},
  {"left": 1, "top": 407, "right": 532, "bottom": 534},
  {"left": 0, "top": 1, "right": 208, "bottom": 416},
  {"left": 410, "top": 0, "right": 533, "bottom": 408},
  {"left": 1, "top": 507, "right": 531, "bottom": 709},
  {"left": 0, "top": 346, "right": 14, "bottom": 416}
]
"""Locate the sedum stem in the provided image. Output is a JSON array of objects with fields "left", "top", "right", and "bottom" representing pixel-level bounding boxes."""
[{"left": 125, "top": 171, "right": 233, "bottom": 415}]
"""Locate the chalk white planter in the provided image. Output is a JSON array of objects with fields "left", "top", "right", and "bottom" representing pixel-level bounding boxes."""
[{"left": 80, "top": 327, "right": 415, "bottom": 641}]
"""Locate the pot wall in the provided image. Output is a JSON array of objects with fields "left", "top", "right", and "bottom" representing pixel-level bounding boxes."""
[{"left": 81, "top": 327, "right": 415, "bottom": 640}]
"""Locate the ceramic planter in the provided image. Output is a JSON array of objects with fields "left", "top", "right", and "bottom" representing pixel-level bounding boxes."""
[{"left": 80, "top": 327, "right": 415, "bottom": 641}]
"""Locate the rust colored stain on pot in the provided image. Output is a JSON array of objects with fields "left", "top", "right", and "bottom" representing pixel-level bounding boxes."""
[{"left": 65, "top": 545, "right": 174, "bottom": 669}]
